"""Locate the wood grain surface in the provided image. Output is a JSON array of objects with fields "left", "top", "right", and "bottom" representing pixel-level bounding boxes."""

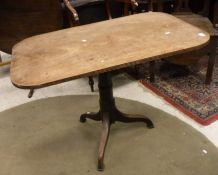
[
  {"left": 174, "top": 14, "right": 217, "bottom": 36},
  {"left": 11, "top": 12, "right": 209, "bottom": 89}
]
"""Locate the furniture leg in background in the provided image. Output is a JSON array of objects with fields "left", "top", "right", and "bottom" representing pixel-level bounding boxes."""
[
  {"left": 149, "top": 60, "right": 155, "bottom": 82},
  {"left": 214, "top": 0, "right": 218, "bottom": 27},
  {"left": 205, "top": 35, "right": 218, "bottom": 84},
  {"left": 88, "top": 76, "right": 94, "bottom": 92},
  {"left": 214, "top": 0, "right": 218, "bottom": 53},
  {"left": 160, "top": 0, "right": 218, "bottom": 85}
]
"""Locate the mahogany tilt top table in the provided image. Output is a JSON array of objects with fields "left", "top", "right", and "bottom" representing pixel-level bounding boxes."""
[{"left": 10, "top": 12, "right": 209, "bottom": 171}]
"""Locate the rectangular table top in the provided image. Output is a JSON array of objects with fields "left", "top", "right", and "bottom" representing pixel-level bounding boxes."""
[{"left": 10, "top": 12, "right": 209, "bottom": 89}]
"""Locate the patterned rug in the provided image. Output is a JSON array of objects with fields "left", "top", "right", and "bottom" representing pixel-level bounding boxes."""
[{"left": 140, "top": 56, "right": 218, "bottom": 125}]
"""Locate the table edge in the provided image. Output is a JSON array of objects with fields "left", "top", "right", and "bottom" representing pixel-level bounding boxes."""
[{"left": 10, "top": 38, "right": 210, "bottom": 90}]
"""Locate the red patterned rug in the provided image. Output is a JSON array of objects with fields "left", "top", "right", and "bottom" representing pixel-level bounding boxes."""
[{"left": 139, "top": 56, "right": 218, "bottom": 125}]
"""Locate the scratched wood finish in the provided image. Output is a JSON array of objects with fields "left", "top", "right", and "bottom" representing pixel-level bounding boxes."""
[{"left": 11, "top": 12, "right": 209, "bottom": 89}]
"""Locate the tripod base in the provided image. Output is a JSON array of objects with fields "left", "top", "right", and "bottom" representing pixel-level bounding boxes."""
[
  {"left": 80, "top": 72, "right": 154, "bottom": 171},
  {"left": 80, "top": 109, "right": 153, "bottom": 171}
]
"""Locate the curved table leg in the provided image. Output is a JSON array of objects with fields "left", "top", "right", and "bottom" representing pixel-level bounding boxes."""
[
  {"left": 80, "top": 112, "right": 101, "bottom": 122},
  {"left": 88, "top": 76, "right": 94, "bottom": 92},
  {"left": 116, "top": 110, "right": 154, "bottom": 129},
  {"left": 98, "top": 113, "right": 110, "bottom": 171},
  {"left": 79, "top": 72, "right": 154, "bottom": 171}
]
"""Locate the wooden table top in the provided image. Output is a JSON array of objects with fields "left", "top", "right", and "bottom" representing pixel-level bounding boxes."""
[
  {"left": 11, "top": 12, "right": 209, "bottom": 89},
  {"left": 174, "top": 13, "right": 217, "bottom": 36}
]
